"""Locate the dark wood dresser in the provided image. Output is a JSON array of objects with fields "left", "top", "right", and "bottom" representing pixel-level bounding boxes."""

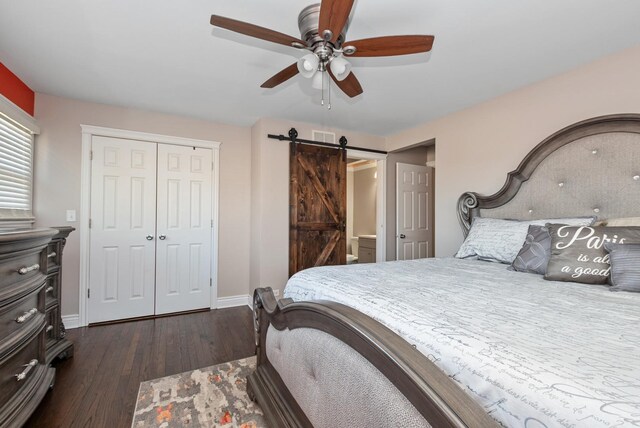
[
  {"left": 0, "top": 229, "right": 56, "bottom": 427},
  {"left": 0, "top": 227, "right": 74, "bottom": 427},
  {"left": 44, "top": 227, "right": 75, "bottom": 363}
]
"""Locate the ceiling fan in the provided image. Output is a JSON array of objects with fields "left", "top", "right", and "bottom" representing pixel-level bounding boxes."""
[{"left": 210, "top": 0, "right": 434, "bottom": 101}]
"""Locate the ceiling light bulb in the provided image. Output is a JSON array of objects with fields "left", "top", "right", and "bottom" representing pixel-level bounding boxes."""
[
  {"left": 329, "top": 56, "right": 351, "bottom": 81},
  {"left": 297, "top": 53, "right": 319, "bottom": 78},
  {"left": 311, "top": 71, "right": 324, "bottom": 90}
]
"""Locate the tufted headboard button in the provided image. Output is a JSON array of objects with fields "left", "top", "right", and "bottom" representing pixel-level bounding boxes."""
[
  {"left": 592, "top": 149, "right": 598, "bottom": 155},
  {"left": 634, "top": 175, "right": 639, "bottom": 181},
  {"left": 558, "top": 182, "right": 564, "bottom": 187},
  {"left": 593, "top": 208, "right": 600, "bottom": 213}
]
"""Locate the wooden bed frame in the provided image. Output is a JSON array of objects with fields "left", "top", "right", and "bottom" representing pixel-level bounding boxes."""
[{"left": 247, "top": 114, "right": 640, "bottom": 427}]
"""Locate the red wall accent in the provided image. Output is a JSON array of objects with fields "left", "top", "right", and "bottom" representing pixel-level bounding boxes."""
[{"left": 0, "top": 62, "right": 35, "bottom": 116}]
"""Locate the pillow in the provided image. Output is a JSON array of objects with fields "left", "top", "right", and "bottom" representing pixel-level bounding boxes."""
[
  {"left": 456, "top": 216, "right": 596, "bottom": 264},
  {"left": 510, "top": 225, "right": 551, "bottom": 275},
  {"left": 605, "top": 243, "right": 640, "bottom": 292},
  {"left": 545, "top": 225, "right": 640, "bottom": 284}
]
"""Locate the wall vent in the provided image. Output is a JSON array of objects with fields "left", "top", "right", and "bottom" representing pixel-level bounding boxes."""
[{"left": 312, "top": 130, "right": 336, "bottom": 144}]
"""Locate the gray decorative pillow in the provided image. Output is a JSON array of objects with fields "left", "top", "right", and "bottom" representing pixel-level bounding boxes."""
[
  {"left": 456, "top": 216, "right": 596, "bottom": 264},
  {"left": 605, "top": 243, "right": 640, "bottom": 292},
  {"left": 510, "top": 225, "right": 551, "bottom": 275},
  {"left": 545, "top": 225, "right": 640, "bottom": 284}
]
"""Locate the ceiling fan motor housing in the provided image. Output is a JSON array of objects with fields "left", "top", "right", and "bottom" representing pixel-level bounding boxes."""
[{"left": 298, "top": 4, "right": 349, "bottom": 48}]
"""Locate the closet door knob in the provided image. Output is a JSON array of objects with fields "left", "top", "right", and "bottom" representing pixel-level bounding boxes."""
[
  {"left": 159, "top": 235, "right": 166, "bottom": 241},
  {"left": 146, "top": 235, "right": 154, "bottom": 241},
  {"left": 399, "top": 234, "right": 406, "bottom": 239}
]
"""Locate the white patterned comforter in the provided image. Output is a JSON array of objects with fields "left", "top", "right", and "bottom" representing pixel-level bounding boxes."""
[{"left": 284, "top": 258, "right": 640, "bottom": 428}]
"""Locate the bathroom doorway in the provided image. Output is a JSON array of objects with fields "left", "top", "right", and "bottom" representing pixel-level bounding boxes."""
[{"left": 346, "top": 158, "right": 378, "bottom": 264}]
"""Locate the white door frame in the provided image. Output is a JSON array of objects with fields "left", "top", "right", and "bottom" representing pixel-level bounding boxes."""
[
  {"left": 346, "top": 149, "right": 387, "bottom": 262},
  {"left": 79, "top": 125, "right": 221, "bottom": 327}
]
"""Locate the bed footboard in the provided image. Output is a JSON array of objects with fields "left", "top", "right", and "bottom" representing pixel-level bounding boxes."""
[{"left": 247, "top": 287, "right": 498, "bottom": 428}]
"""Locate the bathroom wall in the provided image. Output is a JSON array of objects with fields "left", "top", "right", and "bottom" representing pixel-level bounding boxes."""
[
  {"left": 352, "top": 166, "right": 377, "bottom": 238},
  {"left": 346, "top": 169, "right": 354, "bottom": 253}
]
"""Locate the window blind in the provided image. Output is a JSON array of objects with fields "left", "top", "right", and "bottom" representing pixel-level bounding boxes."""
[{"left": 0, "top": 113, "right": 34, "bottom": 220}]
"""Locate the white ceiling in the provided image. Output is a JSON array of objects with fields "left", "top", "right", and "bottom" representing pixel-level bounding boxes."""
[{"left": 1, "top": 0, "right": 639, "bottom": 136}]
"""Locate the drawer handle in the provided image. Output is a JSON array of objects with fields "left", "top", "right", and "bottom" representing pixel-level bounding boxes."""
[
  {"left": 18, "top": 263, "right": 40, "bottom": 275},
  {"left": 47, "top": 252, "right": 57, "bottom": 259},
  {"left": 46, "top": 286, "right": 54, "bottom": 293},
  {"left": 46, "top": 325, "right": 54, "bottom": 332},
  {"left": 16, "top": 308, "right": 38, "bottom": 323},
  {"left": 15, "top": 359, "right": 38, "bottom": 382}
]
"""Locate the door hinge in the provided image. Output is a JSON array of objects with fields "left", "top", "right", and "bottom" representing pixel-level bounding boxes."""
[
  {"left": 87, "top": 289, "right": 90, "bottom": 299},
  {"left": 211, "top": 219, "right": 214, "bottom": 228},
  {"left": 90, "top": 150, "right": 93, "bottom": 160},
  {"left": 209, "top": 278, "right": 212, "bottom": 287},
  {"left": 89, "top": 218, "right": 92, "bottom": 228},
  {"left": 211, "top": 161, "right": 214, "bottom": 171}
]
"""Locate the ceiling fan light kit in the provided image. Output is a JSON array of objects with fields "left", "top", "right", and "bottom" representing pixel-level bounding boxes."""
[{"left": 210, "top": 0, "right": 434, "bottom": 104}]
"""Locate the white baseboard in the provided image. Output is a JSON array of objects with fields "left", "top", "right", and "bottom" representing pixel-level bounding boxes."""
[
  {"left": 61, "top": 314, "right": 80, "bottom": 330},
  {"left": 62, "top": 297, "right": 250, "bottom": 328},
  {"left": 216, "top": 295, "right": 252, "bottom": 309}
]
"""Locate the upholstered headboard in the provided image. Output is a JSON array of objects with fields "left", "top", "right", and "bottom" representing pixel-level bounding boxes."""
[{"left": 458, "top": 114, "right": 640, "bottom": 237}]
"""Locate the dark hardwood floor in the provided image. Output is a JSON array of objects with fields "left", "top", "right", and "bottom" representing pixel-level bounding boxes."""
[{"left": 25, "top": 307, "right": 255, "bottom": 428}]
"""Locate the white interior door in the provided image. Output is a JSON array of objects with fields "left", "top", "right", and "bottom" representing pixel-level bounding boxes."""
[
  {"left": 155, "top": 144, "right": 212, "bottom": 314},
  {"left": 89, "top": 136, "right": 157, "bottom": 323},
  {"left": 396, "top": 162, "right": 434, "bottom": 260}
]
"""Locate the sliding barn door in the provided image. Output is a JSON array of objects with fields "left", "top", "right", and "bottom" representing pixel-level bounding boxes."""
[
  {"left": 89, "top": 136, "right": 157, "bottom": 323},
  {"left": 155, "top": 144, "right": 213, "bottom": 314},
  {"left": 289, "top": 143, "right": 346, "bottom": 276}
]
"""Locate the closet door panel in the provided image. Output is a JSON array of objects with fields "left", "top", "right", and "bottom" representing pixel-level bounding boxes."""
[
  {"left": 155, "top": 144, "right": 212, "bottom": 314},
  {"left": 89, "top": 136, "right": 157, "bottom": 323}
]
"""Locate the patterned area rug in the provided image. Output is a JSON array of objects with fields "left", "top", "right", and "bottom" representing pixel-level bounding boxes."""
[{"left": 132, "top": 356, "right": 267, "bottom": 428}]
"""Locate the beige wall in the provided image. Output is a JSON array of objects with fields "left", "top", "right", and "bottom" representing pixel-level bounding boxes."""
[
  {"left": 33, "top": 94, "right": 252, "bottom": 316},
  {"left": 352, "top": 167, "right": 377, "bottom": 238},
  {"left": 387, "top": 45, "right": 640, "bottom": 257},
  {"left": 385, "top": 145, "right": 430, "bottom": 260},
  {"left": 249, "top": 118, "right": 385, "bottom": 295}
]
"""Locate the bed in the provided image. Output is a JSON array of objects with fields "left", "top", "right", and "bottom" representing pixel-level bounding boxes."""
[{"left": 247, "top": 114, "right": 640, "bottom": 427}]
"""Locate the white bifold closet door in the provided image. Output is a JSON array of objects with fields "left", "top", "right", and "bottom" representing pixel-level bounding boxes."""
[
  {"left": 89, "top": 136, "right": 212, "bottom": 323},
  {"left": 155, "top": 144, "right": 212, "bottom": 315}
]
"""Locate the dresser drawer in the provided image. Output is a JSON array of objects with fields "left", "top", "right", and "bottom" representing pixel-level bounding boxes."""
[
  {"left": 0, "top": 284, "right": 44, "bottom": 345},
  {"left": 0, "top": 332, "right": 43, "bottom": 406},
  {"left": 44, "top": 273, "right": 59, "bottom": 308},
  {"left": 45, "top": 306, "right": 60, "bottom": 347},
  {"left": 0, "top": 248, "right": 45, "bottom": 290},
  {"left": 46, "top": 242, "right": 61, "bottom": 273}
]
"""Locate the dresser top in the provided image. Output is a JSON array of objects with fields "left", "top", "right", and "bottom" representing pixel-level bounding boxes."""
[{"left": 0, "top": 228, "right": 57, "bottom": 244}]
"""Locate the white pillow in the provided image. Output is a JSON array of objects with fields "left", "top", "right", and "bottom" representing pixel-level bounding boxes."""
[{"left": 455, "top": 216, "right": 596, "bottom": 264}]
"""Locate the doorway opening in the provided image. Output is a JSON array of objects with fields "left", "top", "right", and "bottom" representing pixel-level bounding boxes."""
[
  {"left": 386, "top": 141, "right": 435, "bottom": 261},
  {"left": 346, "top": 150, "right": 386, "bottom": 264}
]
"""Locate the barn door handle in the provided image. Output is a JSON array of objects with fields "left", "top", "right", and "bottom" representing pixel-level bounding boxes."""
[{"left": 399, "top": 234, "right": 406, "bottom": 239}]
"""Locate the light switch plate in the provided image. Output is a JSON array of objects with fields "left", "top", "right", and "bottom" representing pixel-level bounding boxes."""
[{"left": 66, "top": 210, "right": 76, "bottom": 222}]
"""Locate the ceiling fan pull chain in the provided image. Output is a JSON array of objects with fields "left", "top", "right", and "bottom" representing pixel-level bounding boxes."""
[
  {"left": 327, "top": 77, "right": 331, "bottom": 110},
  {"left": 320, "top": 71, "right": 325, "bottom": 106}
]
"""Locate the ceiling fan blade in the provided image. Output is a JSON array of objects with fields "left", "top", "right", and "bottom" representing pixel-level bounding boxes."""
[
  {"left": 318, "top": 0, "right": 355, "bottom": 44},
  {"left": 211, "top": 15, "right": 306, "bottom": 48},
  {"left": 261, "top": 63, "right": 300, "bottom": 88},
  {"left": 343, "top": 35, "right": 434, "bottom": 57},
  {"left": 328, "top": 69, "right": 363, "bottom": 98}
]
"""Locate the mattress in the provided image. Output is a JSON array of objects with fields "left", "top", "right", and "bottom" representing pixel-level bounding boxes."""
[{"left": 284, "top": 257, "right": 640, "bottom": 427}]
